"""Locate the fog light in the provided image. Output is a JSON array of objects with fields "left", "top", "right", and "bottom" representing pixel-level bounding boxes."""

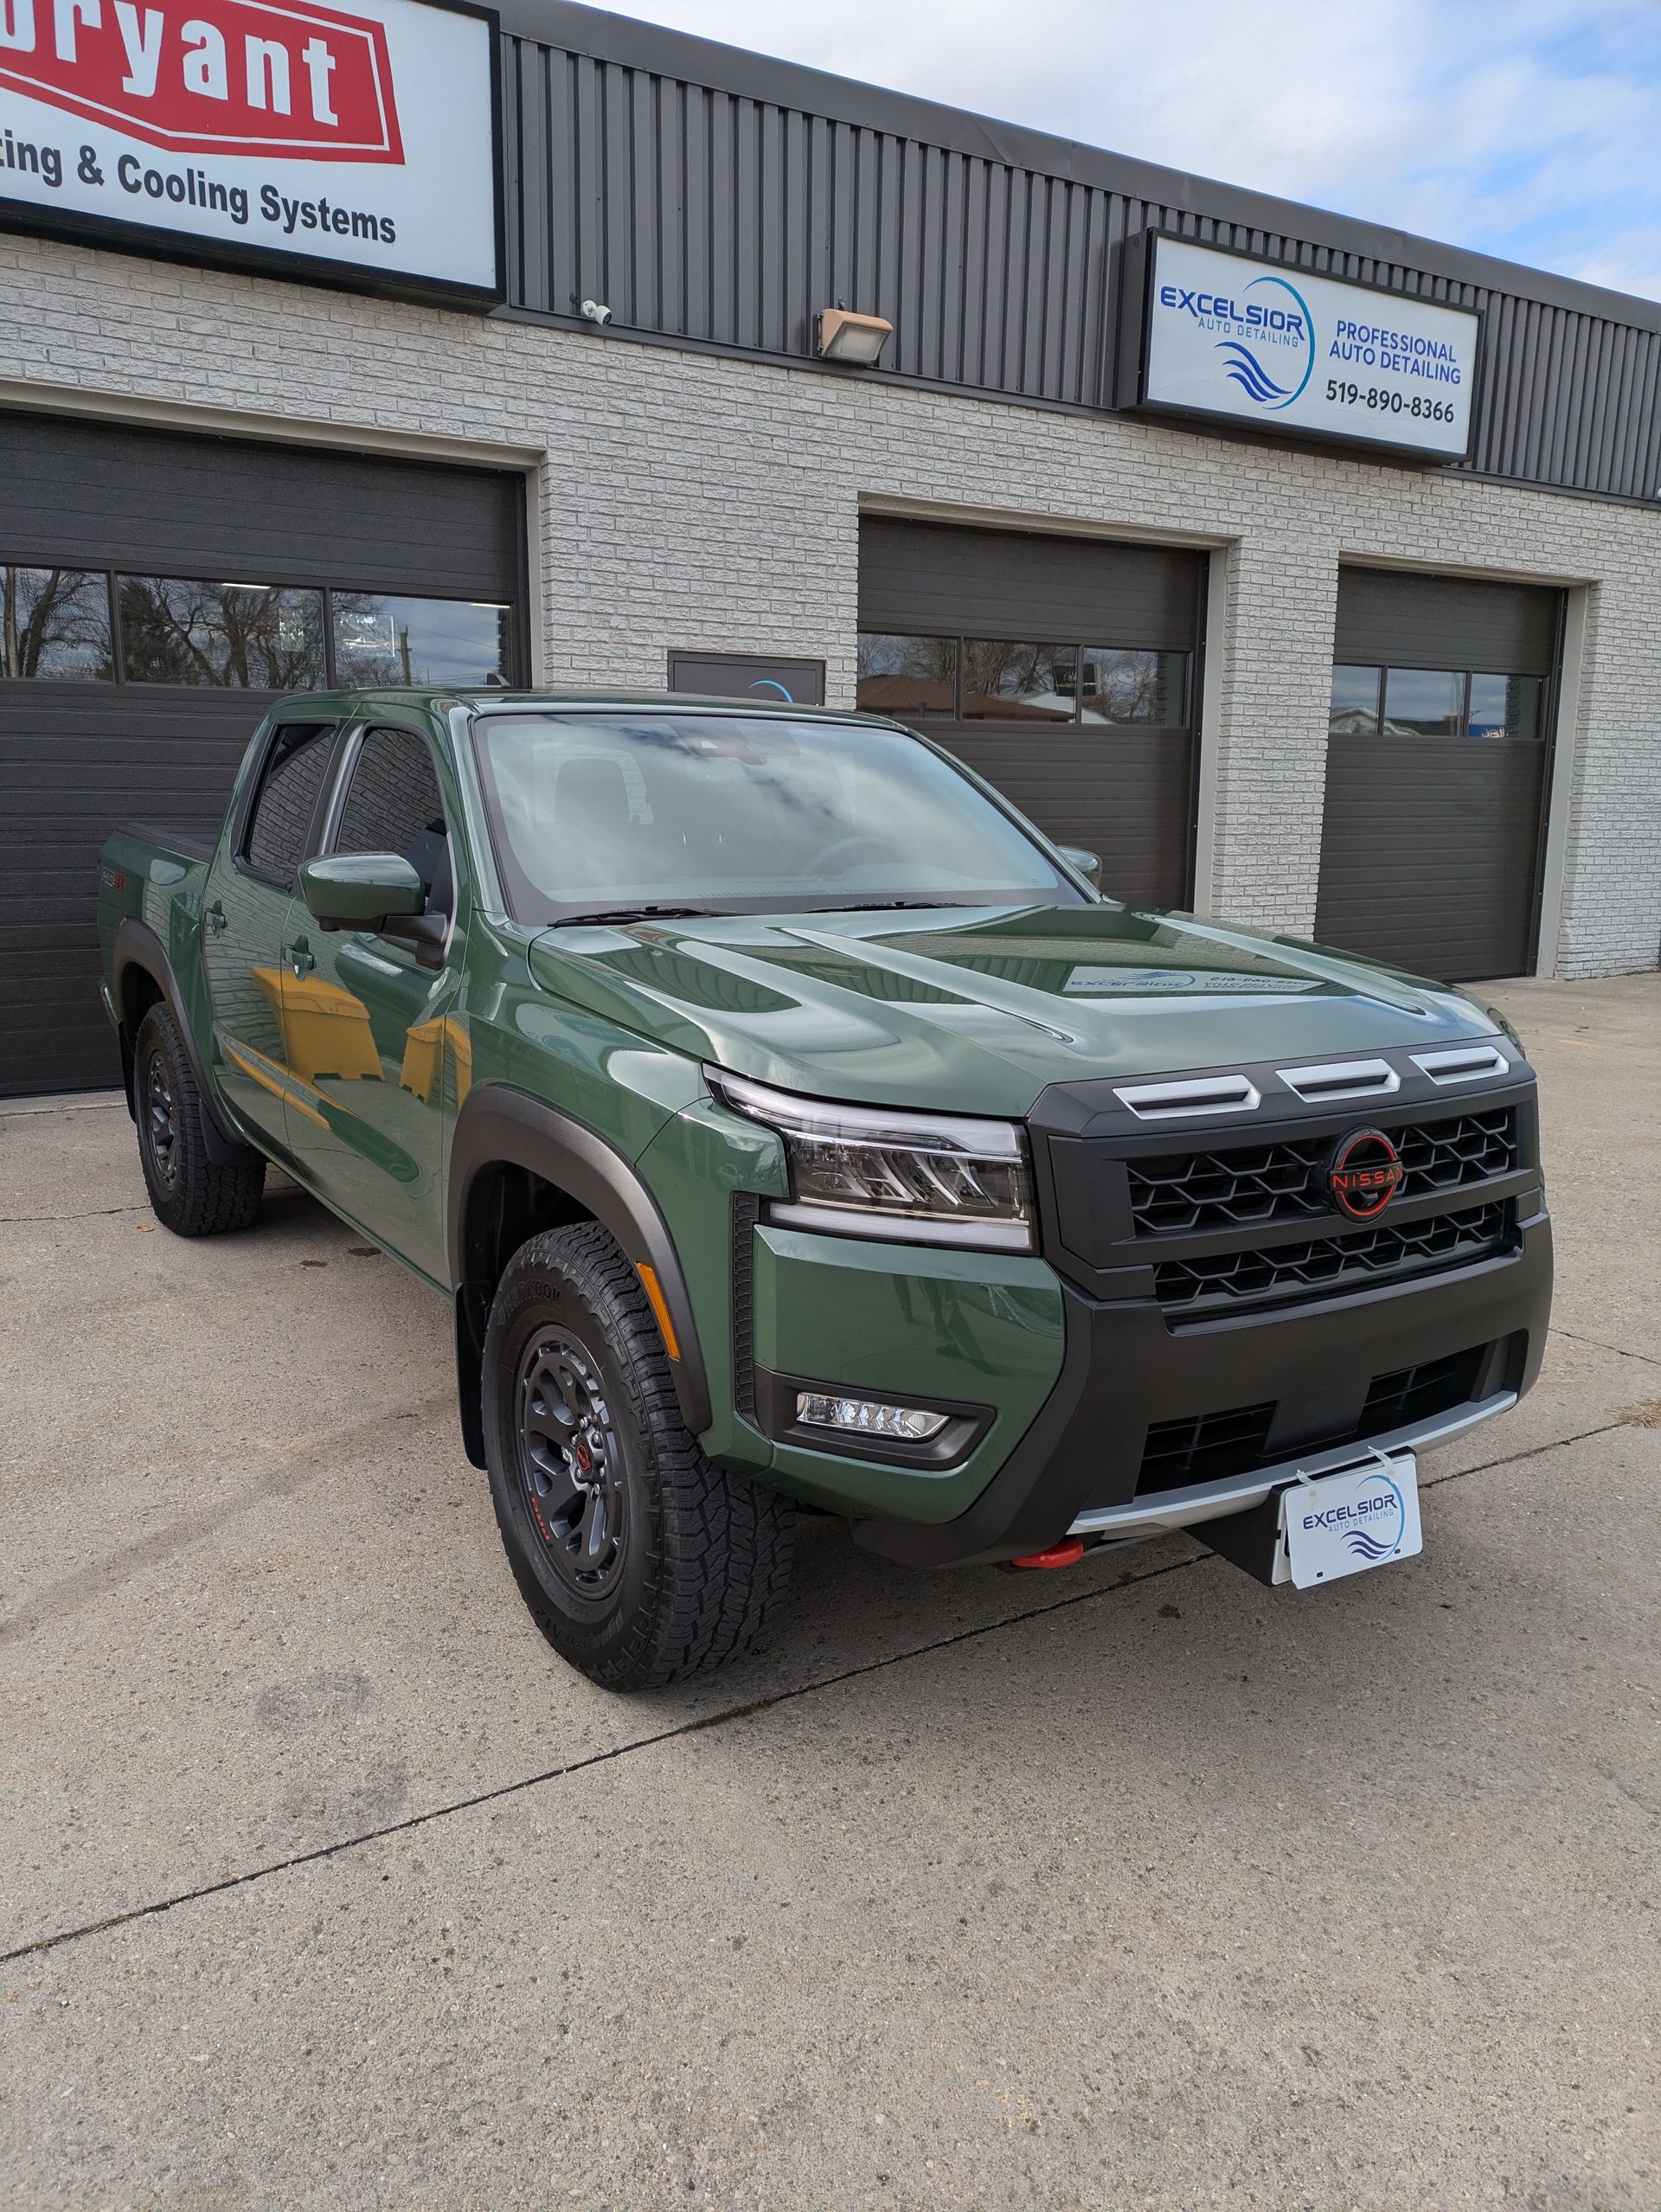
[{"left": 795, "top": 1391, "right": 948, "bottom": 1442}]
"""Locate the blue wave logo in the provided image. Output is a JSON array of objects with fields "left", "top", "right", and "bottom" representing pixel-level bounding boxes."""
[
  {"left": 1342, "top": 1469, "right": 1407, "bottom": 1561},
  {"left": 1215, "top": 274, "right": 1316, "bottom": 411},
  {"left": 1217, "top": 343, "right": 1292, "bottom": 405},
  {"left": 1345, "top": 1525, "right": 1397, "bottom": 1562}
]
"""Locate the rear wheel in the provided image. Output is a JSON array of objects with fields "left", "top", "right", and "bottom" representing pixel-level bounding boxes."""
[
  {"left": 133, "top": 1004, "right": 265, "bottom": 1236},
  {"left": 484, "top": 1222, "right": 795, "bottom": 1690}
]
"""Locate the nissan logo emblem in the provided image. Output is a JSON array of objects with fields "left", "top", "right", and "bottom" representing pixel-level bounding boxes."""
[{"left": 1328, "top": 1128, "right": 1405, "bottom": 1221}]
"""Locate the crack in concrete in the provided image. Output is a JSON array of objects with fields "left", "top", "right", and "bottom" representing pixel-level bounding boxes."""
[
  {"left": 1548, "top": 1324, "right": 1661, "bottom": 1370},
  {"left": 0, "top": 1416, "right": 1624, "bottom": 1972},
  {"left": 0, "top": 1205, "right": 150, "bottom": 1224}
]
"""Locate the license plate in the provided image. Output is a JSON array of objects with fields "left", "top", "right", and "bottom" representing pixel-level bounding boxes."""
[{"left": 1273, "top": 1451, "right": 1422, "bottom": 1588}]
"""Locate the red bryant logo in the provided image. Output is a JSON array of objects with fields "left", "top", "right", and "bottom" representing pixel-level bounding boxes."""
[
  {"left": 1327, "top": 1127, "right": 1405, "bottom": 1221},
  {"left": 0, "top": 0, "right": 404, "bottom": 162}
]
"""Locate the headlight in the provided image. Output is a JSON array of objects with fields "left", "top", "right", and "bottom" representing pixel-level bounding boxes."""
[{"left": 707, "top": 1068, "right": 1035, "bottom": 1251}]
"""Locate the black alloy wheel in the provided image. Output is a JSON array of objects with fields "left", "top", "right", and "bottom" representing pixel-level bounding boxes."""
[
  {"left": 140, "top": 1043, "right": 180, "bottom": 1195},
  {"left": 516, "top": 1325, "right": 629, "bottom": 1600}
]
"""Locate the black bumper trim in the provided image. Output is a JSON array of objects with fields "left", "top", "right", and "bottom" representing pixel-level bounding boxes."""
[{"left": 850, "top": 1209, "right": 1552, "bottom": 1569}]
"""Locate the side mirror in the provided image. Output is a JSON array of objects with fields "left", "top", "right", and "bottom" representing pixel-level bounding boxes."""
[
  {"left": 298, "top": 852, "right": 425, "bottom": 930},
  {"left": 1058, "top": 845, "right": 1101, "bottom": 888}
]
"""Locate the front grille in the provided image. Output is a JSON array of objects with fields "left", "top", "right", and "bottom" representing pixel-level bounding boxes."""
[
  {"left": 1154, "top": 1198, "right": 1513, "bottom": 1316},
  {"left": 1126, "top": 1108, "right": 1517, "bottom": 1237},
  {"left": 1133, "top": 1343, "right": 1487, "bottom": 1497}
]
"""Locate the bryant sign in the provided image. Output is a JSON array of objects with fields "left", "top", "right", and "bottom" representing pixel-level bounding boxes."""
[
  {"left": 0, "top": 0, "right": 501, "bottom": 304},
  {"left": 1127, "top": 234, "right": 1482, "bottom": 462}
]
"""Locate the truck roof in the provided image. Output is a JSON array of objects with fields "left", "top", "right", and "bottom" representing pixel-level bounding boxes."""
[{"left": 271, "top": 686, "right": 899, "bottom": 728}]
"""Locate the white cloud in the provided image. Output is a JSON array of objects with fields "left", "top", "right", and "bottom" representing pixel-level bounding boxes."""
[{"left": 610, "top": 0, "right": 1661, "bottom": 301}]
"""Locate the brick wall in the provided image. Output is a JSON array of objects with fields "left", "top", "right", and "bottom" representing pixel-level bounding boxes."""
[{"left": 2, "top": 234, "right": 1657, "bottom": 977}]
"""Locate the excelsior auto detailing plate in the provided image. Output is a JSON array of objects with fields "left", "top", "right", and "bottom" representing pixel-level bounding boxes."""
[{"left": 1274, "top": 1452, "right": 1423, "bottom": 1589}]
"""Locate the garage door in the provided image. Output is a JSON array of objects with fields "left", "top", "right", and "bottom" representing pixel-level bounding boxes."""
[
  {"left": 0, "top": 412, "right": 527, "bottom": 1096},
  {"left": 856, "top": 520, "right": 1204, "bottom": 910},
  {"left": 1315, "top": 567, "right": 1560, "bottom": 983}
]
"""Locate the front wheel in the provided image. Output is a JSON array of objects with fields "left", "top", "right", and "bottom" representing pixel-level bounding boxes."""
[{"left": 483, "top": 1223, "right": 795, "bottom": 1690}]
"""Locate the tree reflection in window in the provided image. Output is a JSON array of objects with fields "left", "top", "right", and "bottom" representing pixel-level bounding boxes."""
[
  {"left": 961, "top": 640, "right": 1076, "bottom": 720},
  {"left": 118, "top": 578, "right": 326, "bottom": 688},
  {"left": 1, "top": 567, "right": 112, "bottom": 679},
  {"left": 855, "top": 633, "right": 959, "bottom": 716},
  {"left": 1079, "top": 647, "right": 1187, "bottom": 725}
]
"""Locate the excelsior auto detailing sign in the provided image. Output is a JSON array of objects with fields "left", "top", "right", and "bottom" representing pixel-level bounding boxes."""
[
  {"left": 0, "top": 0, "right": 499, "bottom": 302},
  {"left": 1137, "top": 235, "right": 1480, "bottom": 459}
]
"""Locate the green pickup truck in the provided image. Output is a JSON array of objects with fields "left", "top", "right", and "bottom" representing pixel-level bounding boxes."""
[{"left": 99, "top": 691, "right": 1551, "bottom": 1687}]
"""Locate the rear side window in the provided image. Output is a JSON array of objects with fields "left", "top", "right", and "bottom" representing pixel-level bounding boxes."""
[
  {"left": 243, "top": 723, "right": 336, "bottom": 882},
  {"left": 333, "top": 727, "right": 452, "bottom": 916}
]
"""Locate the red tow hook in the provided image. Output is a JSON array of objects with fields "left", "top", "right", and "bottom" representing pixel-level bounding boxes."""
[{"left": 1009, "top": 1537, "right": 1086, "bottom": 1570}]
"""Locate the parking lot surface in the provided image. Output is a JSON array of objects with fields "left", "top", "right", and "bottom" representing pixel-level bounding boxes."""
[{"left": 2, "top": 973, "right": 1658, "bottom": 2210}]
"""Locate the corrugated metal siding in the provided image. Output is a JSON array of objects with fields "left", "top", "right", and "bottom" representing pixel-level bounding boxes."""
[{"left": 501, "top": 30, "right": 1661, "bottom": 503}]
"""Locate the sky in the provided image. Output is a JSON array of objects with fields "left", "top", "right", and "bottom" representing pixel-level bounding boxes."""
[{"left": 608, "top": 0, "right": 1661, "bottom": 304}]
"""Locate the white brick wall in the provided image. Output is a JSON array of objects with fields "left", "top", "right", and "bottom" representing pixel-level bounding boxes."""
[{"left": 3, "top": 234, "right": 1658, "bottom": 976}]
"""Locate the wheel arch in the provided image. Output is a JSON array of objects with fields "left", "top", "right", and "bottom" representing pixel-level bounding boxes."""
[
  {"left": 112, "top": 920, "right": 260, "bottom": 1169},
  {"left": 449, "top": 1085, "right": 712, "bottom": 1465}
]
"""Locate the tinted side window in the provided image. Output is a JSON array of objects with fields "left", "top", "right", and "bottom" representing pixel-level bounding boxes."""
[
  {"left": 334, "top": 728, "right": 451, "bottom": 914},
  {"left": 244, "top": 724, "right": 336, "bottom": 882}
]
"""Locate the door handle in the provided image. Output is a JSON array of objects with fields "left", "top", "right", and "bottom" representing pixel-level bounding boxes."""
[
  {"left": 284, "top": 939, "right": 316, "bottom": 977},
  {"left": 206, "top": 900, "right": 228, "bottom": 934}
]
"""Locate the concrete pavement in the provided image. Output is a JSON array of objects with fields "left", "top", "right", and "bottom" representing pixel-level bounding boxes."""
[{"left": 2, "top": 973, "right": 1657, "bottom": 2209}]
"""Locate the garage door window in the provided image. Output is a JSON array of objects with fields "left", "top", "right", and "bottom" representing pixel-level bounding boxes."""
[
  {"left": 1, "top": 565, "right": 112, "bottom": 679},
  {"left": 858, "top": 632, "right": 1189, "bottom": 728},
  {"left": 1468, "top": 673, "right": 1545, "bottom": 741},
  {"left": 1079, "top": 647, "right": 1188, "bottom": 724},
  {"left": 962, "top": 640, "right": 1075, "bottom": 721},
  {"left": 854, "top": 633, "right": 959, "bottom": 716},
  {"left": 333, "top": 593, "right": 511, "bottom": 687},
  {"left": 119, "top": 578, "right": 327, "bottom": 689},
  {"left": 1331, "top": 664, "right": 1548, "bottom": 742}
]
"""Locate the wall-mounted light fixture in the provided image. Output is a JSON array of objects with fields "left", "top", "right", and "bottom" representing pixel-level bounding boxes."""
[{"left": 817, "top": 307, "right": 894, "bottom": 366}]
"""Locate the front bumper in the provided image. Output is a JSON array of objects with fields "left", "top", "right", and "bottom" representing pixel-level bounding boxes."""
[{"left": 849, "top": 1204, "right": 1551, "bottom": 1567}]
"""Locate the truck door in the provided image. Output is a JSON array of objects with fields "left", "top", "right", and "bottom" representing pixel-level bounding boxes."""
[
  {"left": 278, "top": 723, "right": 462, "bottom": 1283},
  {"left": 202, "top": 720, "right": 339, "bottom": 1158}
]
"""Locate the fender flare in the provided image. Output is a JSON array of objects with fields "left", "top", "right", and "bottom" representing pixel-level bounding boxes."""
[
  {"left": 448, "top": 1084, "right": 712, "bottom": 1440},
  {"left": 111, "top": 919, "right": 262, "bottom": 1170}
]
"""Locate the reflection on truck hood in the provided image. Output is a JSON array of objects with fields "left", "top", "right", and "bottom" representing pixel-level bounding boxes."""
[{"left": 525, "top": 901, "right": 1502, "bottom": 1117}]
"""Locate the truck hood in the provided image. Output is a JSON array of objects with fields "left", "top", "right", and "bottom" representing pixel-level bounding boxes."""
[{"left": 525, "top": 901, "right": 1504, "bottom": 1118}]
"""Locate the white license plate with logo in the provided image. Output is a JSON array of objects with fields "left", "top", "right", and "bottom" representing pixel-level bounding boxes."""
[{"left": 1273, "top": 1451, "right": 1423, "bottom": 1588}]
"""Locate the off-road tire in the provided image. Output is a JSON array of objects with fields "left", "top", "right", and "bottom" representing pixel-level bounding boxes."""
[
  {"left": 133, "top": 1004, "right": 265, "bottom": 1236},
  {"left": 484, "top": 1222, "right": 795, "bottom": 1690}
]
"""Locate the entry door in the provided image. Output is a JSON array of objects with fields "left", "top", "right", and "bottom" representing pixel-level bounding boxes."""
[
  {"left": 1315, "top": 568, "right": 1560, "bottom": 982},
  {"left": 279, "top": 725, "right": 462, "bottom": 1284},
  {"left": 203, "top": 721, "right": 338, "bottom": 1157}
]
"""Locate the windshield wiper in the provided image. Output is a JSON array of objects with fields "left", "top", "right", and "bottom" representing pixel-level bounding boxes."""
[
  {"left": 548, "top": 904, "right": 729, "bottom": 928},
  {"left": 799, "top": 898, "right": 984, "bottom": 914}
]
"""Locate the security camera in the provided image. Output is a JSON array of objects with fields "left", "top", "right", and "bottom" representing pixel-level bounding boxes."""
[{"left": 580, "top": 299, "right": 613, "bottom": 327}]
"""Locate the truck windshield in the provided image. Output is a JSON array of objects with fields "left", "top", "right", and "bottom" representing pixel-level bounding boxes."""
[{"left": 471, "top": 710, "right": 1087, "bottom": 923}]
